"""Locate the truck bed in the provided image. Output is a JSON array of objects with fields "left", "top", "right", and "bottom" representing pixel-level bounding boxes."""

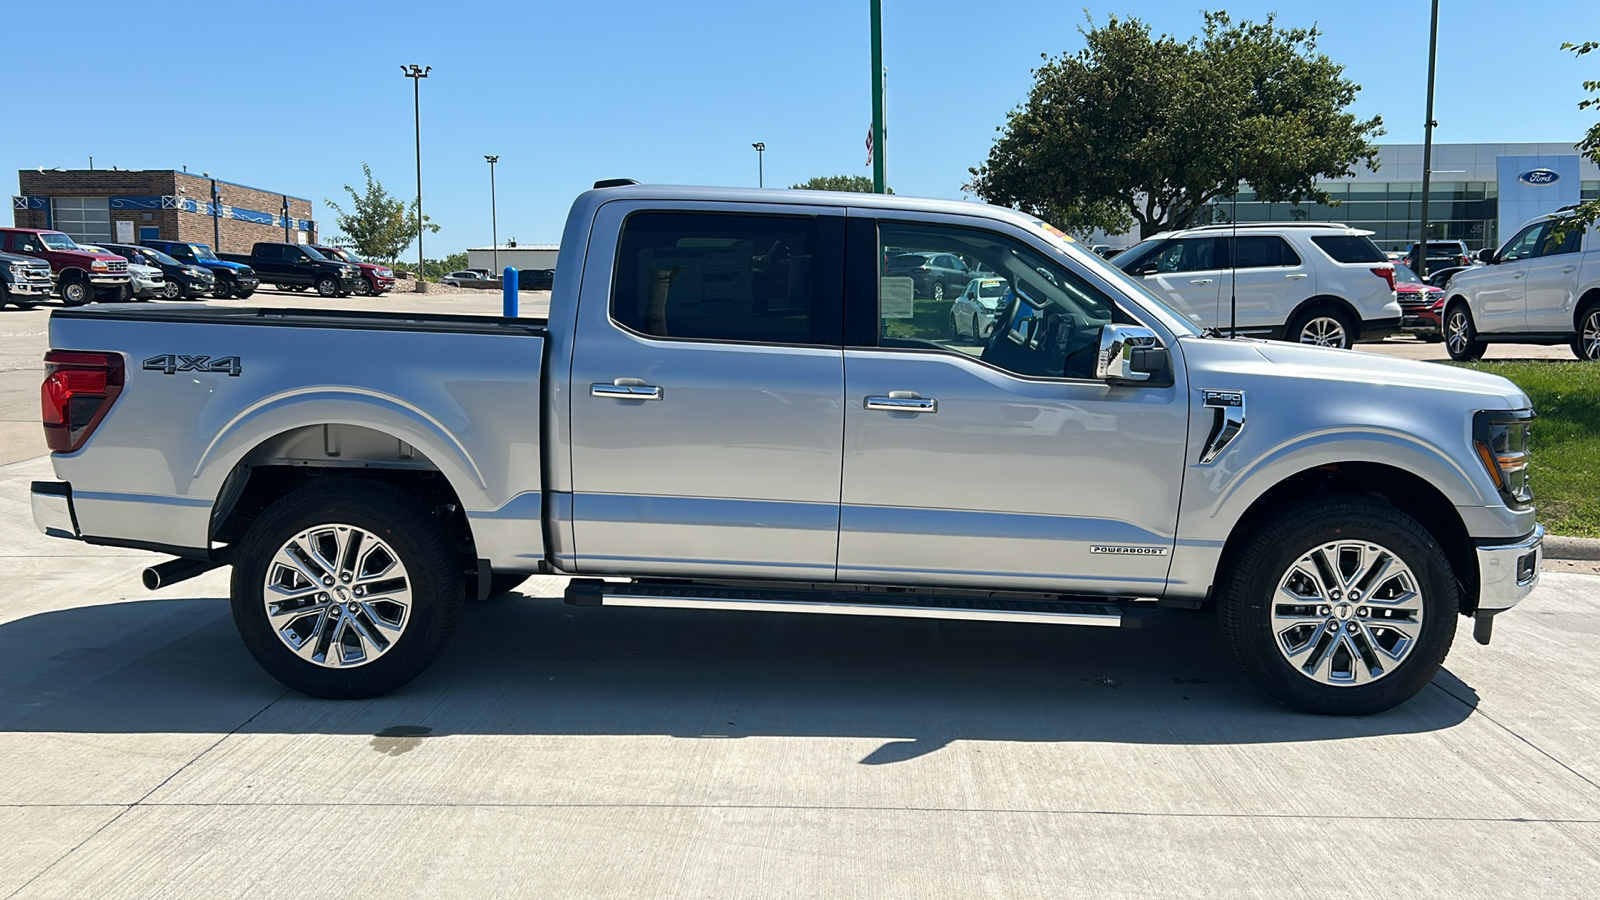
[{"left": 51, "top": 305, "right": 548, "bottom": 335}]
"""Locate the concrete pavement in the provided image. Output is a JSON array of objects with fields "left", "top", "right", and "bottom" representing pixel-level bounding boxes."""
[{"left": 2, "top": 290, "right": 1598, "bottom": 897}]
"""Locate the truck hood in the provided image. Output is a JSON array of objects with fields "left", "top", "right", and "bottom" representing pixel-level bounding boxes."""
[
  {"left": 198, "top": 259, "right": 252, "bottom": 272},
  {"left": 1182, "top": 337, "right": 1529, "bottom": 409}
]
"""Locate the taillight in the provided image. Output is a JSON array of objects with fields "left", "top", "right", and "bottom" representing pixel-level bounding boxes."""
[
  {"left": 1370, "top": 266, "right": 1396, "bottom": 291},
  {"left": 1459, "top": 255, "right": 1471, "bottom": 267},
  {"left": 41, "top": 350, "right": 124, "bottom": 453}
]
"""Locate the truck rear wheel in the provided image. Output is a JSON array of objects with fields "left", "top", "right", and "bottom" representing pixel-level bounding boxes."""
[
  {"left": 229, "top": 480, "right": 465, "bottom": 699},
  {"left": 1215, "top": 496, "right": 1458, "bottom": 715}
]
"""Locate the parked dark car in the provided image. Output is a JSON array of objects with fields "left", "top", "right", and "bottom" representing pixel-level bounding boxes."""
[
  {"left": 0, "top": 249, "right": 55, "bottom": 308},
  {"left": 142, "top": 240, "right": 259, "bottom": 299},
  {"left": 516, "top": 268, "right": 555, "bottom": 291},
  {"left": 218, "top": 243, "right": 363, "bottom": 297},
  {"left": 100, "top": 243, "right": 216, "bottom": 300},
  {"left": 309, "top": 246, "right": 394, "bottom": 295},
  {"left": 1402, "top": 240, "right": 1475, "bottom": 276},
  {"left": 0, "top": 228, "right": 130, "bottom": 304},
  {"left": 883, "top": 251, "right": 976, "bottom": 301}
]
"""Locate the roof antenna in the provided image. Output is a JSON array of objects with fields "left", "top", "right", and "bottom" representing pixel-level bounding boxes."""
[{"left": 1229, "top": 148, "right": 1240, "bottom": 339}]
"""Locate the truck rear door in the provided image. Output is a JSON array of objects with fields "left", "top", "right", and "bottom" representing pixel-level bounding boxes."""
[{"left": 567, "top": 203, "right": 846, "bottom": 581}]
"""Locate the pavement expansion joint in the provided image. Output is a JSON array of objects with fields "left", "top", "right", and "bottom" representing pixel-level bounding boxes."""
[{"left": 1430, "top": 679, "right": 1600, "bottom": 796}]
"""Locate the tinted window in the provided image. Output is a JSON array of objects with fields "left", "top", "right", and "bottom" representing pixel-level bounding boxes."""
[
  {"left": 612, "top": 212, "right": 823, "bottom": 345},
  {"left": 1312, "top": 235, "right": 1388, "bottom": 263},
  {"left": 1499, "top": 223, "right": 1548, "bottom": 262},
  {"left": 877, "top": 222, "right": 1118, "bottom": 380},
  {"left": 1225, "top": 235, "right": 1301, "bottom": 268},
  {"left": 254, "top": 244, "right": 282, "bottom": 260}
]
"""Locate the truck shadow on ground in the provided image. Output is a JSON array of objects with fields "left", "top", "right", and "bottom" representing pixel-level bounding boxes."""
[{"left": 0, "top": 592, "right": 1477, "bottom": 758}]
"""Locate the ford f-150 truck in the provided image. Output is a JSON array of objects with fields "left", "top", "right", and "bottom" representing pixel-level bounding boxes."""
[
  {"left": 218, "top": 243, "right": 364, "bottom": 298},
  {"left": 141, "top": 240, "right": 259, "bottom": 300},
  {"left": 0, "top": 228, "right": 131, "bottom": 304},
  {"left": 1, "top": 249, "right": 55, "bottom": 308},
  {"left": 29, "top": 183, "right": 1543, "bottom": 715}
]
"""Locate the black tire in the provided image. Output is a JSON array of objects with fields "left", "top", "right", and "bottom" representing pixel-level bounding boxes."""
[
  {"left": 275, "top": 284, "right": 293, "bottom": 292},
  {"left": 354, "top": 280, "right": 373, "bottom": 297},
  {"left": 59, "top": 277, "right": 92, "bottom": 306},
  {"left": 972, "top": 313, "right": 984, "bottom": 342},
  {"left": 316, "top": 276, "right": 340, "bottom": 297},
  {"left": 1443, "top": 303, "right": 1484, "bottom": 361},
  {"left": 213, "top": 280, "right": 235, "bottom": 300},
  {"left": 162, "top": 280, "right": 183, "bottom": 300},
  {"left": 1216, "top": 496, "right": 1458, "bottom": 716},
  {"left": 236, "top": 289, "right": 255, "bottom": 299},
  {"left": 291, "top": 285, "right": 308, "bottom": 292},
  {"left": 931, "top": 280, "right": 945, "bottom": 302},
  {"left": 230, "top": 480, "right": 465, "bottom": 699},
  {"left": 0, "top": 283, "right": 8, "bottom": 308},
  {"left": 1572, "top": 303, "right": 1600, "bottom": 361},
  {"left": 1287, "top": 306, "right": 1354, "bottom": 349}
]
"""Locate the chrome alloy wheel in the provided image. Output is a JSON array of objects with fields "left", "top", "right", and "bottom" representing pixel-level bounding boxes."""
[
  {"left": 1272, "top": 540, "right": 1424, "bottom": 686},
  {"left": 1446, "top": 308, "right": 1471, "bottom": 355},
  {"left": 1298, "top": 316, "right": 1347, "bottom": 348},
  {"left": 262, "top": 524, "right": 412, "bottom": 668},
  {"left": 1582, "top": 310, "right": 1600, "bottom": 361}
]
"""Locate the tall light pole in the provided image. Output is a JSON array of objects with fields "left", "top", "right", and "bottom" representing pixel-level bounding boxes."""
[
  {"left": 751, "top": 143, "right": 765, "bottom": 188},
  {"left": 401, "top": 64, "right": 431, "bottom": 292},
  {"left": 205, "top": 173, "right": 221, "bottom": 251},
  {"left": 1417, "top": 0, "right": 1439, "bottom": 278},
  {"left": 484, "top": 155, "right": 500, "bottom": 273},
  {"left": 869, "top": 0, "right": 887, "bottom": 194},
  {"left": 282, "top": 196, "right": 291, "bottom": 242}
]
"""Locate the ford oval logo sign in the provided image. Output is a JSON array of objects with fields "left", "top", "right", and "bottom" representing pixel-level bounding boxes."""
[{"left": 1518, "top": 169, "right": 1561, "bottom": 186}]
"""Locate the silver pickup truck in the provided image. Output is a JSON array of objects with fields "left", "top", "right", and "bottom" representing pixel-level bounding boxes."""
[{"left": 31, "top": 183, "right": 1543, "bottom": 715}]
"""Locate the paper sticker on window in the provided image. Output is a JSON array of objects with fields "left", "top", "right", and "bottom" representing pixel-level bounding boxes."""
[{"left": 881, "top": 277, "right": 915, "bottom": 319}]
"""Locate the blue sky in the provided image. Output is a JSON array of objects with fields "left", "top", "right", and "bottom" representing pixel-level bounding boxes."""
[{"left": 2, "top": 0, "right": 1594, "bottom": 256}]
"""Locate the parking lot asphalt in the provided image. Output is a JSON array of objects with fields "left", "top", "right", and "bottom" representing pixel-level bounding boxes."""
[{"left": 3, "top": 290, "right": 1598, "bottom": 897}]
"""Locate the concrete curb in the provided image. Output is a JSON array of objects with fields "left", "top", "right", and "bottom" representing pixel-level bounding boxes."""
[{"left": 1546, "top": 535, "right": 1600, "bottom": 561}]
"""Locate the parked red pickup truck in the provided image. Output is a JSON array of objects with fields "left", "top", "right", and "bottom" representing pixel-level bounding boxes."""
[
  {"left": 0, "top": 227, "right": 131, "bottom": 304},
  {"left": 310, "top": 245, "right": 395, "bottom": 295}
]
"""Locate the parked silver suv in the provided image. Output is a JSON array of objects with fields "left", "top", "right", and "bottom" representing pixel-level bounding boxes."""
[
  {"left": 1112, "top": 223, "right": 1403, "bottom": 348},
  {"left": 1442, "top": 212, "right": 1600, "bottom": 361}
]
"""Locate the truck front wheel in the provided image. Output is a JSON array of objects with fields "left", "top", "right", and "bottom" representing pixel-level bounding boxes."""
[
  {"left": 230, "top": 480, "right": 465, "bottom": 699},
  {"left": 316, "top": 276, "right": 340, "bottom": 297},
  {"left": 1216, "top": 496, "right": 1458, "bottom": 715},
  {"left": 213, "top": 280, "right": 235, "bottom": 300},
  {"left": 59, "top": 276, "right": 92, "bottom": 306}
]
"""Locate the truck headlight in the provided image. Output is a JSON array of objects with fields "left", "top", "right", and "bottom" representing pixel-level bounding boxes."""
[
  {"left": 1473, "top": 410, "right": 1533, "bottom": 507},
  {"left": 91, "top": 259, "right": 109, "bottom": 272}
]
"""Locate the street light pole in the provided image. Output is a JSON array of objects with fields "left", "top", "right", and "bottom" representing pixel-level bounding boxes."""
[
  {"left": 1417, "top": 0, "right": 1439, "bottom": 278},
  {"left": 401, "top": 64, "right": 431, "bottom": 292},
  {"left": 485, "top": 155, "right": 500, "bottom": 273},
  {"left": 208, "top": 174, "right": 220, "bottom": 251},
  {"left": 751, "top": 143, "right": 765, "bottom": 188},
  {"left": 282, "top": 196, "right": 291, "bottom": 242}
]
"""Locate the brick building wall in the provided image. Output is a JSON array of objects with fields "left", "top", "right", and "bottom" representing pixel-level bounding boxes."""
[{"left": 14, "top": 170, "right": 316, "bottom": 252}]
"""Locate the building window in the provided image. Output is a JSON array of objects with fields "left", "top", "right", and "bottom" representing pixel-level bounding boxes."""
[{"left": 51, "top": 197, "right": 112, "bottom": 244}]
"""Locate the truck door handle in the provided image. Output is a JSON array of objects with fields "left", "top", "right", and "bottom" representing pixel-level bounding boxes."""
[
  {"left": 1285, "top": 273, "right": 1308, "bottom": 280},
  {"left": 865, "top": 395, "right": 937, "bottom": 413},
  {"left": 1512, "top": 273, "right": 1524, "bottom": 279},
  {"left": 1562, "top": 266, "right": 1577, "bottom": 273},
  {"left": 591, "top": 383, "right": 662, "bottom": 400},
  {"left": 1188, "top": 278, "right": 1214, "bottom": 285}
]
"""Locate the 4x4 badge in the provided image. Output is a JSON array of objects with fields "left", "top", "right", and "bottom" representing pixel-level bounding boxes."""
[{"left": 143, "top": 354, "right": 242, "bottom": 376}]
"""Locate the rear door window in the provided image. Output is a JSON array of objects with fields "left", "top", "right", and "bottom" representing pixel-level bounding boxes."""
[
  {"left": 611, "top": 212, "right": 831, "bottom": 345},
  {"left": 1226, "top": 236, "right": 1302, "bottom": 268},
  {"left": 1311, "top": 235, "right": 1388, "bottom": 264}
]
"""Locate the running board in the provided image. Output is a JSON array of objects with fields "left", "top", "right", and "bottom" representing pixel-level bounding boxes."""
[{"left": 563, "top": 580, "right": 1152, "bottom": 628}]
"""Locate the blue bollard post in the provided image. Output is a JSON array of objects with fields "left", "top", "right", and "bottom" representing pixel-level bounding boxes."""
[{"left": 503, "top": 266, "right": 518, "bottom": 317}]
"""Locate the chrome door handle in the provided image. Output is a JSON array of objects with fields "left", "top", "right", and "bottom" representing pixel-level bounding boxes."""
[
  {"left": 1188, "top": 278, "right": 1214, "bottom": 285},
  {"left": 591, "top": 383, "right": 662, "bottom": 400},
  {"left": 865, "top": 396, "right": 937, "bottom": 413},
  {"left": 1285, "top": 273, "right": 1309, "bottom": 280}
]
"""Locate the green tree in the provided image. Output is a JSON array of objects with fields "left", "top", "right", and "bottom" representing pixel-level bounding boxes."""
[
  {"left": 324, "top": 163, "right": 438, "bottom": 263},
  {"left": 391, "top": 252, "right": 470, "bottom": 283},
  {"left": 1555, "top": 40, "right": 1599, "bottom": 239},
  {"left": 791, "top": 174, "right": 891, "bottom": 193},
  {"left": 967, "top": 12, "right": 1383, "bottom": 239}
]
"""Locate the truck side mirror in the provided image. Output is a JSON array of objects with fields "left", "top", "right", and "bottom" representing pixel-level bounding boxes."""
[{"left": 1096, "top": 324, "right": 1168, "bottom": 385}]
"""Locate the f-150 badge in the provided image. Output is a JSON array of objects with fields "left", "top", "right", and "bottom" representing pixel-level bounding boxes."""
[{"left": 143, "top": 354, "right": 242, "bottom": 376}]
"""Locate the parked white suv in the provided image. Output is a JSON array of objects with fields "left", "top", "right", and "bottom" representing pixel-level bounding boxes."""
[
  {"left": 1442, "top": 212, "right": 1600, "bottom": 361},
  {"left": 1111, "top": 223, "right": 1402, "bottom": 349}
]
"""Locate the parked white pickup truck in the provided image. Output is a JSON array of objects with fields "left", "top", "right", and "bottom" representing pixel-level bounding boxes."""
[{"left": 31, "top": 182, "right": 1542, "bottom": 714}]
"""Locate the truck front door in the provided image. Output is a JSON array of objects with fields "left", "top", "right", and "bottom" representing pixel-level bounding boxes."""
[
  {"left": 838, "top": 215, "right": 1189, "bottom": 596},
  {"left": 567, "top": 205, "right": 846, "bottom": 581}
]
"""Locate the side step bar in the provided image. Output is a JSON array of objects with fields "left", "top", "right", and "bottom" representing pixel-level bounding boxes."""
[{"left": 564, "top": 580, "right": 1154, "bottom": 628}]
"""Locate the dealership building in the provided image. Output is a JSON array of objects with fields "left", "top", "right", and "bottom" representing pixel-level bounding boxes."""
[
  {"left": 12, "top": 169, "right": 316, "bottom": 252},
  {"left": 1193, "top": 142, "right": 1600, "bottom": 253}
]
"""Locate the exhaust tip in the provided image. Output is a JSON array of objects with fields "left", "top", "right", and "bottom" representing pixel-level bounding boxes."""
[{"left": 141, "top": 567, "right": 162, "bottom": 590}]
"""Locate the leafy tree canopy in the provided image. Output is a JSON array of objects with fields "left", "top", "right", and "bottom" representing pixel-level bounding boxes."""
[
  {"left": 791, "top": 174, "right": 891, "bottom": 193},
  {"left": 1554, "top": 40, "right": 1599, "bottom": 240},
  {"left": 325, "top": 163, "right": 439, "bottom": 263},
  {"left": 967, "top": 11, "right": 1383, "bottom": 239}
]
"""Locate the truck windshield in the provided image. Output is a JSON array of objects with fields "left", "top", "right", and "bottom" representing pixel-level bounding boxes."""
[
  {"left": 188, "top": 245, "right": 219, "bottom": 261},
  {"left": 40, "top": 233, "right": 80, "bottom": 250}
]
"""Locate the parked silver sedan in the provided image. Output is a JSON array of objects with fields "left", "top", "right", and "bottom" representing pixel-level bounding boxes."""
[{"left": 950, "top": 276, "right": 1010, "bottom": 341}]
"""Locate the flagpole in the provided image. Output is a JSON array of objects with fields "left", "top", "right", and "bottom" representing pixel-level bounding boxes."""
[{"left": 870, "top": 0, "right": 886, "bottom": 194}]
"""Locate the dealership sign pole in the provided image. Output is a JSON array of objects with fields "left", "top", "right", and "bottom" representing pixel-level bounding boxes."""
[{"left": 1417, "top": 0, "right": 1439, "bottom": 278}]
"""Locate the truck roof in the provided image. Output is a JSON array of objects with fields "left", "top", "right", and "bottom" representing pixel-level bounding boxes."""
[{"left": 573, "top": 183, "right": 1043, "bottom": 230}]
